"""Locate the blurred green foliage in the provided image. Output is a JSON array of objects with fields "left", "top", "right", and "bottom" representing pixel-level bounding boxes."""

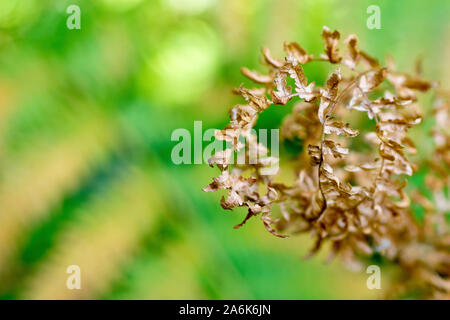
[{"left": 0, "top": 0, "right": 448, "bottom": 299}]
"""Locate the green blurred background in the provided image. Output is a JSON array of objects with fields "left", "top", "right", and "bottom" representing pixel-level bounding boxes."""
[{"left": 0, "top": 0, "right": 448, "bottom": 299}]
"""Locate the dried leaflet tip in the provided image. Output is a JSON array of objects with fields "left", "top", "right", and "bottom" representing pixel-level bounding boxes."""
[{"left": 321, "top": 26, "right": 342, "bottom": 63}]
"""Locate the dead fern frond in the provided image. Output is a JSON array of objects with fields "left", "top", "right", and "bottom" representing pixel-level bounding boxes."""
[{"left": 204, "top": 26, "right": 448, "bottom": 299}]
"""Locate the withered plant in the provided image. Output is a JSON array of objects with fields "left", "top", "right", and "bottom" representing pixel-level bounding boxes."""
[{"left": 204, "top": 27, "right": 449, "bottom": 299}]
